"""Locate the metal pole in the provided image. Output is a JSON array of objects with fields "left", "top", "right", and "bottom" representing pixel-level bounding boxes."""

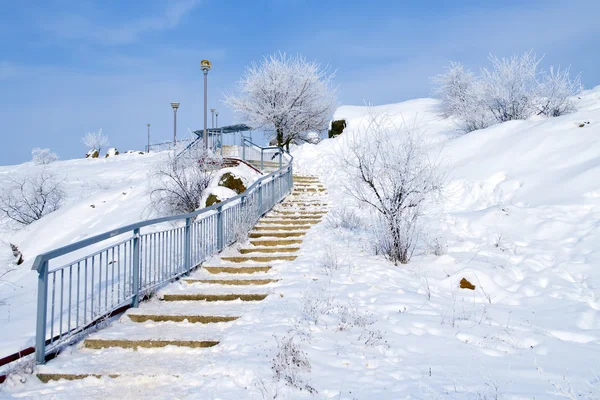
[
  {"left": 211, "top": 109, "right": 215, "bottom": 129},
  {"left": 147, "top": 123, "right": 151, "bottom": 153},
  {"left": 174, "top": 108, "right": 177, "bottom": 146},
  {"left": 35, "top": 260, "right": 49, "bottom": 364},
  {"left": 215, "top": 112, "right": 219, "bottom": 128},
  {"left": 203, "top": 70, "right": 208, "bottom": 150}
]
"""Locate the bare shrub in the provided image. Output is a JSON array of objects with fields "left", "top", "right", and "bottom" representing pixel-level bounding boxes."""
[
  {"left": 271, "top": 334, "right": 316, "bottom": 394},
  {"left": 320, "top": 247, "right": 340, "bottom": 276},
  {"left": 537, "top": 66, "right": 583, "bottom": 117},
  {"left": 301, "top": 284, "right": 333, "bottom": 325},
  {"left": 326, "top": 207, "right": 362, "bottom": 230},
  {"left": 232, "top": 203, "right": 258, "bottom": 243},
  {"left": 31, "top": 148, "right": 59, "bottom": 165},
  {"left": 332, "top": 302, "right": 374, "bottom": 332},
  {"left": 81, "top": 129, "right": 109, "bottom": 153},
  {"left": 149, "top": 148, "right": 222, "bottom": 215},
  {"left": 426, "top": 236, "right": 448, "bottom": 256},
  {"left": 0, "top": 172, "right": 65, "bottom": 226},
  {"left": 340, "top": 112, "right": 444, "bottom": 264}
]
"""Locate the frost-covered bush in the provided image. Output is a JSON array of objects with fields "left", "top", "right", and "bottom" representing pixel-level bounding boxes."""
[
  {"left": 225, "top": 52, "right": 337, "bottom": 150},
  {"left": 82, "top": 129, "right": 109, "bottom": 154},
  {"left": 31, "top": 148, "right": 59, "bottom": 165},
  {"left": 149, "top": 147, "right": 222, "bottom": 215},
  {"left": 433, "top": 52, "right": 583, "bottom": 133},
  {"left": 341, "top": 113, "right": 444, "bottom": 264},
  {"left": 0, "top": 172, "right": 65, "bottom": 225},
  {"left": 271, "top": 335, "right": 316, "bottom": 394},
  {"left": 537, "top": 66, "right": 583, "bottom": 117},
  {"left": 326, "top": 207, "right": 362, "bottom": 231}
]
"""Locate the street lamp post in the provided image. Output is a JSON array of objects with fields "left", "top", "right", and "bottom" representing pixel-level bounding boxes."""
[
  {"left": 200, "top": 60, "right": 212, "bottom": 150},
  {"left": 170, "top": 102, "right": 180, "bottom": 147},
  {"left": 215, "top": 111, "right": 219, "bottom": 128},
  {"left": 211, "top": 108, "right": 216, "bottom": 129},
  {"left": 147, "top": 123, "right": 151, "bottom": 153}
]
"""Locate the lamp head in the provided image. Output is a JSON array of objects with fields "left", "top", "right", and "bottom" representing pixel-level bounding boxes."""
[
  {"left": 200, "top": 59, "right": 212, "bottom": 72},
  {"left": 171, "top": 102, "right": 180, "bottom": 110}
]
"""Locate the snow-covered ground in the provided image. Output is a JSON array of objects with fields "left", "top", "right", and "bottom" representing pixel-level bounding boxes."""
[
  {"left": 0, "top": 152, "right": 260, "bottom": 362},
  {"left": 2, "top": 87, "right": 600, "bottom": 398}
]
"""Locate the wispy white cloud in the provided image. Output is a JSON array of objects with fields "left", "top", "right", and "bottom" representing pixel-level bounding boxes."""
[{"left": 40, "top": 0, "right": 200, "bottom": 45}]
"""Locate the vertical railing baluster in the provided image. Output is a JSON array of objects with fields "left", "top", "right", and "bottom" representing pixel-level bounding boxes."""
[
  {"left": 35, "top": 260, "right": 49, "bottom": 364},
  {"left": 76, "top": 262, "right": 80, "bottom": 329},
  {"left": 68, "top": 265, "right": 72, "bottom": 335},
  {"left": 132, "top": 228, "right": 141, "bottom": 307},
  {"left": 91, "top": 256, "right": 95, "bottom": 319},
  {"left": 59, "top": 269, "right": 64, "bottom": 339},
  {"left": 84, "top": 259, "right": 88, "bottom": 324},
  {"left": 50, "top": 273, "right": 56, "bottom": 344}
]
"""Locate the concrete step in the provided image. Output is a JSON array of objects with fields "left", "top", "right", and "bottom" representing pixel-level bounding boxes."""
[
  {"left": 271, "top": 211, "right": 327, "bottom": 216},
  {"left": 84, "top": 338, "right": 219, "bottom": 350},
  {"left": 253, "top": 225, "right": 311, "bottom": 231},
  {"left": 128, "top": 314, "right": 238, "bottom": 323},
  {"left": 293, "top": 188, "right": 327, "bottom": 192},
  {"left": 221, "top": 255, "right": 297, "bottom": 262},
  {"left": 183, "top": 278, "right": 279, "bottom": 285},
  {"left": 250, "top": 239, "right": 303, "bottom": 246},
  {"left": 239, "top": 247, "right": 299, "bottom": 254},
  {"left": 258, "top": 219, "right": 319, "bottom": 225},
  {"left": 37, "top": 373, "right": 120, "bottom": 383},
  {"left": 203, "top": 265, "right": 272, "bottom": 273},
  {"left": 263, "top": 215, "right": 322, "bottom": 220},
  {"left": 249, "top": 231, "right": 306, "bottom": 238},
  {"left": 162, "top": 293, "right": 268, "bottom": 301}
]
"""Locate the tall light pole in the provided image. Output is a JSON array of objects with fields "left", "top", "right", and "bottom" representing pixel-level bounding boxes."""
[
  {"left": 215, "top": 111, "right": 219, "bottom": 128},
  {"left": 147, "top": 123, "right": 151, "bottom": 153},
  {"left": 200, "top": 60, "right": 212, "bottom": 150},
  {"left": 211, "top": 108, "right": 216, "bottom": 129},
  {"left": 170, "top": 102, "right": 180, "bottom": 146}
]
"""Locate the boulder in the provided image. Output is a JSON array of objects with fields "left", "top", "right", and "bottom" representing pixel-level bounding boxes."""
[
  {"left": 105, "top": 148, "right": 120, "bottom": 158},
  {"left": 218, "top": 172, "right": 246, "bottom": 194},
  {"left": 459, "top": 278, "right": 476, "bottom": 290},
  {"left": 86, "top": 149, "right": 99, "bottom": 159},
  {"left": 205, "top": 194, "right": 222, "bottom": 207},
  {"left": 328, "top": 119, "right": 346, "bottom": 138}
]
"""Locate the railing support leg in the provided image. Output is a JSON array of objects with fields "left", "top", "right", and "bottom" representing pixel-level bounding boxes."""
[
  {"left": 260, "top": 149, "right": 264, "bottom": 171},
  {"left": 185, "top": 217, "right": 191, "bottom": 272},
  {"left": 279, "top": 150, "right": 282, "bottom": 170},
  {"left": 132, "top": 228, "right": 140, "bottom": 308},
  {"left": 258, "top": 182, "right": 263, "bottom": 216},
  {"left": 35, "top": 260, "right": 49, "bottom": 364},
  {"left": 217, "top": 206, "right": 223, "bottom": 250}
]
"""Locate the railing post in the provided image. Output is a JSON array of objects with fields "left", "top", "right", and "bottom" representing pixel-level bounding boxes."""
[
  {"left": 35, "top": 260, "right": 49, "bottom": 364},
  {"left": 260, "top": 149, "right": 264, "bottom": 171},
  {"left": 258, "top": 181, "right": 263, "bottom": 216},
  {"left": 216, "top": 206, "right": 223, "bottom": 250},
  {"left": 242, "top": 139, "right": 246, "bottom": 161},
  {"left": 279, "top": 150, "right": 282, "bottom": 169},
  {"left": 131, "top": 228, "right": 140, "bottom": 308},
  {"left": 185, "top": 217, "right": 191, "bottom": 272}
]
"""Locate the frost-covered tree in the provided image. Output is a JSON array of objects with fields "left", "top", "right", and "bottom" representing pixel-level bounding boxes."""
[
  {"left": 480, "top": 51, "right": 542, "bottom": 122},
  {"left": 31, "top": 148, "right": 59, "bottom": 165},
  {"left": 149, "top": 146, "right": 222, "bottom": 215},
  {"left": 82, "top": 129, "right": 109, "bottom": 153},
  {"left": 225, "top": 53, "right": 337, "bottom": 150},
  {"left": 537, "top": 66, "right": 583, "bottom": 117},
  {"left": 340, "top": 112, "right": 445, "bottom": 264},
  {"left": 0, "top": 172, "right": 65, "bottom": 226},
  {"left": 432, "top": 62, "right": 494, "bottom": 132},
  {"left": 433, "top": 52, "right": 583, "bottom": 133}
]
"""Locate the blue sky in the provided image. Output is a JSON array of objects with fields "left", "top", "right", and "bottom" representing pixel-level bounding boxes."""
[{"left": 1, "top": 0, "right": 599, "bottom": 164}]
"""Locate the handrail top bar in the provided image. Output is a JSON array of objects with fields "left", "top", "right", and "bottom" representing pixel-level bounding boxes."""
[{"left": 32, "top": 155, "right": 292, "bottom": 272}]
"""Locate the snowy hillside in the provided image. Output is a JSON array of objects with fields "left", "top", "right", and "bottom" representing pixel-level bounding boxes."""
[
  {"left": 2, "top": 88, "right": 600, "bottom": 398},
  {"left": 288, "top": 87, "right": 600, "bottom": 397},
  {"left": 0, "top": 152, "right": 260, "bottom": 360}
]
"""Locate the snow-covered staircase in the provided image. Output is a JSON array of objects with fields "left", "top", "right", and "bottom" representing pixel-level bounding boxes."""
[{"left": 34, "top": 175, "right": 328, "bottom": 385}]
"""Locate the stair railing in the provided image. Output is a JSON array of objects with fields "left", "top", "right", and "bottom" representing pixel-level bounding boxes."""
[{"left": 31, "top": 144, "right": 293, "bottom": 364}]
